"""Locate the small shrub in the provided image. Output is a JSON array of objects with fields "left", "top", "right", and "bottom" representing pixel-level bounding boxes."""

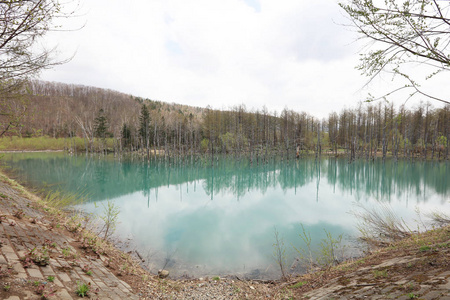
[
  {"left": 30, "top": 247, "right": 50, "bottom": 266},
  {"left": 352, "top": 203, "right": 411, "bottom": 248},
  {"left": 47, "top": 276, "right": 55, "bottom": 282},
  {"left": 100, "top": 200, "right": 120, "bottom": 240},
  {"left": 20, "top": 256, "right": 33, "bottom": 268},
  {"left": 35, "top": 283, "right": 55, "bottom": 299},
  {"left": 21, "top": 248, "right": 49, "bottom": 267},
  {"left": 293, "top": 224, "right": 314, "bottom": 271},
  {"left": 425, "top": 210, "right": 450, "bottom": 227},
  {"left": 75, "top": 281, "right": 90, "bottom": 297},
  {"left": 317, "top": 230, "right": 344, "bottom": 267},
  {"left": 212, "top": 276, "right": 220, "bottom": 281},
  {"left": 294, "top": 224, "right": 347, "bottom": 271},
  {"left": 62, "top": 248, "right": 72, "bottom": 258},
  {"left": 272, "top": 227, "right": 288, "bottom": 280}
]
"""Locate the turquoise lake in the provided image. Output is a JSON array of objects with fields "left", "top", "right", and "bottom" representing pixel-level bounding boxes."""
[{"left": 2, "top": 153, "right": 449, "bottom": 279}]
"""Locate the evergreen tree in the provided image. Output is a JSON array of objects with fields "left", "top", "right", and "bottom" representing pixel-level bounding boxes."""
[
  {"left": 139, "top": 104, "right": 151, "bottom": 148},
  {"left": 121, "top": 123, "right": 132, "bottom": 149},
  {"left": 94, "top": 109, "right": 109, "bottom": 139}
]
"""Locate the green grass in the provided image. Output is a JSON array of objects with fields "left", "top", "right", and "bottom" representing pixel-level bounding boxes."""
[
  {"left": 419, "top": 245, "right": 431, "bottom": 252},
  {"left": 0, "top": 136, "right": 116, "bottom": 151},
  {"left": 47, "top": 276, "right": 55, "bottom": 282},
  {"left": 75, "top": 281, "right": 89, "bottom": 297},
  {"left": 372, "top": 269, "right": 388, "bottom": 278},
  {"left": 62, "top": 248, "right": 71, "bottom": 258},
  {"left": 0, "top": 136, "right": 77, "bottom": 151},
  {"left": 289, "top": 281, "right": 307, "bottom": 289}
]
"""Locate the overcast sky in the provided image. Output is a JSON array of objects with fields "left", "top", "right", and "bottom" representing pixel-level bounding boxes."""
[{"left": 40, "top": 0, "right": 446, "bottom": 118}]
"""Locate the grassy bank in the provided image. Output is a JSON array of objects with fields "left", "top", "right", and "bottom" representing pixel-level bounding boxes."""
[
  {"left": 0, "top": 136, "right": 78, "bottom": 151},
  {"left": 0, "top": 136, "right": 117, "bottom": 152}
]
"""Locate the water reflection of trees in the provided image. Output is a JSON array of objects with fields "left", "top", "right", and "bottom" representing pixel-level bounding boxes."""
[
  {"left": 4, "top": 154, "right": 449, "bottom": 203},
  {"left": 328, "top": 159, "right": 449, "bottom": 203}
]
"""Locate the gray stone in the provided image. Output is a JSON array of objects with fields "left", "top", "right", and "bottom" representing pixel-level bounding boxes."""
[
  {"left": 54, "top": 289, "right": 74, "bottom": 300},
  {"left": 58, "top": 272, "right": 71, "bottom": 282},
  {"left": 422, "top": 291, "right": 444, "bottom": 300},
  {"left": 27, "top": 267, "right": 44, "bottom": 279},
  {"left": 158, "top": 269, "right": 169, "bottom": 278}
]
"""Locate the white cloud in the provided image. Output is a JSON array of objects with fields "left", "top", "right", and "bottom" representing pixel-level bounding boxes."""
[{"left": 40, "top": 0, "right": 444, "bottom": 119}]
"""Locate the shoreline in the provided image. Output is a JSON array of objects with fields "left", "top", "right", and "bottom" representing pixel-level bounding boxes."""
[{"left": 2, "top": 149, "right": 449, "bottom": 163}]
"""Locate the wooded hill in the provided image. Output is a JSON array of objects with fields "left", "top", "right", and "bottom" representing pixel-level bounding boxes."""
[{"left": 2, "top": 80, "right": 449, "bottom": 160}]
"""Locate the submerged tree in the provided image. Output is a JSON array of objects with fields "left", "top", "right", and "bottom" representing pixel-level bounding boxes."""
[{"left": 339, "top": 0, "right": 450, "bottom": 105}]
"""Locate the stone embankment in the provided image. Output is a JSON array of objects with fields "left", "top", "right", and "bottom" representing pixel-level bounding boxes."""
[{"left": 0, "top": 177, "right": 137, "bottom": 299}]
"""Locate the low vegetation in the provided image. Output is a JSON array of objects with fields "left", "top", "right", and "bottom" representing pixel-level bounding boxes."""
[
  {"left": 99, "top": 200, "right": 120, "bottom": 240},
  {"left": 75, "top": 281, "right": 89, "bottom": 297},
  {"left": 352, "top": 203, "right": 412, "bottom": 248},
  {"left": 0, "top": 136, "right": 114, "bottom": 152}
]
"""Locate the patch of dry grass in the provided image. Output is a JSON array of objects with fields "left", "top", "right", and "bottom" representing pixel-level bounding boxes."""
[{"left": 352, "top": 203, "right": 412, "bottom": 248}]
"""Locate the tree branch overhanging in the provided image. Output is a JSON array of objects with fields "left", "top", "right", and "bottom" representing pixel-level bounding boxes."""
[{"left": 339, "top": 0, "right": 450, "bottom": 105}]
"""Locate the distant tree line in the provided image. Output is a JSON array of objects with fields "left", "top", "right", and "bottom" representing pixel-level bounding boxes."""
[{"left": 2, "top": 80, "right": 448, "bottom": 161}]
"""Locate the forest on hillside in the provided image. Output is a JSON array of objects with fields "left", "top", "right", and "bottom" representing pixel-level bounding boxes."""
[{"left": 1, "top": 81, "right": 449, "bottom": 161}]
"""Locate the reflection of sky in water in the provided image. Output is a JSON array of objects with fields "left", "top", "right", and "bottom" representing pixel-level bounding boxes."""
[
  {"left": 3, "top": 154, "right": 450, "bottom": 278},
  {"left": 83, "top": 170, "right": 449, "bottom": 278}
]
